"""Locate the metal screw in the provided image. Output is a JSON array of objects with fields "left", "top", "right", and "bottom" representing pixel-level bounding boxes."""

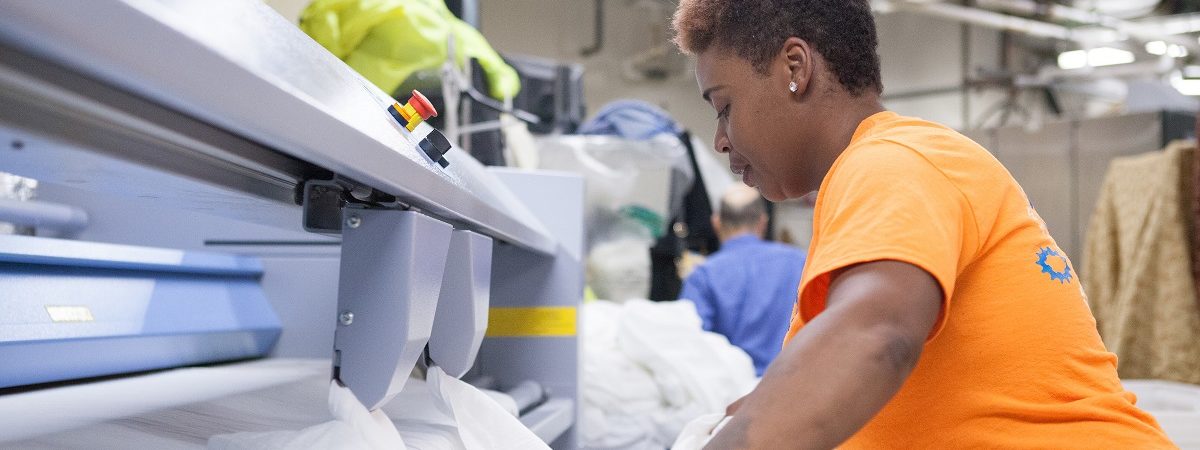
[
  {"left": 10, "top": 140, "right": 23, "bottom": 151},
  {"left": 349, "top": 185, "right": 372, "bottom": 201},
  {"left": 346, "top": 215, "right": 362, "bottom": 228},
  {"left": 339, "top": 311, "right": 354, "bottom": 326}
]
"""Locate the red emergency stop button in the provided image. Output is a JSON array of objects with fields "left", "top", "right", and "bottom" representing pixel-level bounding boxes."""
[
  {"left": 407, "top": 90, "right": 437, "bottom": 120},
  {"left": 387, "top": 89, "right": 439, "bottom": 131}
]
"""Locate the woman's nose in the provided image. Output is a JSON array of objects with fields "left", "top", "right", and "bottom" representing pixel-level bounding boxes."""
[{"left": 715, "top": 133, "right": 731, "bottom": 154}]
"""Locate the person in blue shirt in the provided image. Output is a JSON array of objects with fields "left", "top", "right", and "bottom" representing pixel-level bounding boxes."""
[{"left": 679, "top": 184, "right": 806, "bottom": 376}]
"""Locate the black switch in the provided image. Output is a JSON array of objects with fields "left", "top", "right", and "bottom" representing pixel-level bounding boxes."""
[{"left": 419, "top": 129, "right": 453, "bottom": 168}]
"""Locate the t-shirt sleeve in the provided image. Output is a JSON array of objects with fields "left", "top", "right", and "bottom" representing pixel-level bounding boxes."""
[
  {"left": 799, "top": 143, "right": 974, "bottom": 340},
  {"left": 679, "top": 267, "right": 717, "bottom": 332}
]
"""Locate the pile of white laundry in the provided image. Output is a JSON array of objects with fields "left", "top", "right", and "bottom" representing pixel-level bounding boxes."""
[
  {"left": 581, "top": 299, "right": 758, "bottom": 449},
  {"left": 209, "top": 366, "right": 546, "bottom": 450}
]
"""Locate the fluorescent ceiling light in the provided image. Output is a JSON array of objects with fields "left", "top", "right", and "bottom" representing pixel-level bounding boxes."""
[
  {"left": 1146, "top": 40, "right": 1167, "bottom": 56},
  {"left": 1058, "top": 47, "right": 1135, "bottom": 70},
  {"left": 1088, "top": 47, "right": 1135, "bottom": 67},
  {"left": 1146, "top": 41, "right": 1188, "bottom": 58},
  {"left": 1058, "top": 50, "right": 1089, "bottom": 70}
]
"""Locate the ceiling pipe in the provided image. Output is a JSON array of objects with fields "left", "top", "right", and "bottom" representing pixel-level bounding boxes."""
[
  {"left": 874, "top": 0, "right": 1075, "bottom": 40},
  {"left": 1016, "top": 56, "right": 1177, "bottom": 87},
  {"left": 872, "top": 1, "right": 1185, "bottom": 95},
  {"left": 973, "top": 0, "right": 1200, "bottom": 53},
  {"left": 1125, "top": 12, "right": 1200, "bottom": 36},
  {"left": 876, "top": 0, "right": 1200, "bottom": 54}
]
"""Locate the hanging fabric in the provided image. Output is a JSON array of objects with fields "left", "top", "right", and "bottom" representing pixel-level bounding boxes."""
[
  {"left": 1083, "top": 141, "right": 1200, "bottom": 384},
  {"left": 1192, "top": 125, "right": 1200, "bottom": 312}
]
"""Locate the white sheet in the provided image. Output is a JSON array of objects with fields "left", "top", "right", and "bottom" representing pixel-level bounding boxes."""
[
  {"left": 580, "top": 300, "right": 757, "bottom": 449},
  {"left": 208, "top": 380, "right": 406, "bottom": 450},
  {"left": 0, "top": 359, "right": 540, "bottom": 449},
  {"left": 207, "top": 365, "right": 547, "bottom": 450}
]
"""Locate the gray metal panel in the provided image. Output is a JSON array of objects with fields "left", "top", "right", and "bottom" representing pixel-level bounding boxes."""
[
  {"left": 487, "top": 169, "right": 585, "bottom": 262},
  {"left": 29, "top": 182, "right": 332, "bottom": 250},
  {"left": 1074, "top": 112, "right": 1163, "bottom": 260},
  {"left": 334, "top": 209, "right": 453, "bottom": 411},
  {"left": 259, "top": 255, "right": 341, "bottom": 359},
  {"left": 996, "top": 122, "right": 1076, "bottom": 259},
  {"left": 520, "top": 398, "right": 576, "bottom": 446},
  {"left": 19, "top": 182, "right": 344, "bottom": 360},
  {"left": 478, "top": 170, "right": 583, "bottom": 450},
  {"left": 0, "top": 0, "right": 554, "bottom": 254},
  {"left": 0, "top": 60, "right": 308, "bottom": 233},
  {"left": 429, "top": 230, "right": 493, "bottom": 378}
]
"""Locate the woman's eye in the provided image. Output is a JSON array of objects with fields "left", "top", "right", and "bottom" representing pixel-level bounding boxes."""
[{"left": 717, "top": 104, "right": 730, "bottom": 119}]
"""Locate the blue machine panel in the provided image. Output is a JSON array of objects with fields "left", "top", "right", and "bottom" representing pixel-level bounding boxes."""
[{"left": 0, "top": 235, "right": 281, "bottom": 388}]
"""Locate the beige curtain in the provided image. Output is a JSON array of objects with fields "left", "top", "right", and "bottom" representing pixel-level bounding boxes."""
[{"left": 1083, "top": 141, "right": 1200, "bottom": 384}]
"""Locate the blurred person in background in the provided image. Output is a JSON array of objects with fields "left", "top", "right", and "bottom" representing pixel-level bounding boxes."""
[{"left": 680, "top": 184, "right": 806, "bottom": 377}]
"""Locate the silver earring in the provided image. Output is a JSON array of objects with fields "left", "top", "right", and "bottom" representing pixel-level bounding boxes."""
[{"left": 788, "top": 81, "right": 798, "bottom": 93}]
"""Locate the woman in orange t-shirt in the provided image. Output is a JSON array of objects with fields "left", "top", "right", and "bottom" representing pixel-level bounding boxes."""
[{"left": 671, "top": 0, "right": 1176, "bottom": 448}]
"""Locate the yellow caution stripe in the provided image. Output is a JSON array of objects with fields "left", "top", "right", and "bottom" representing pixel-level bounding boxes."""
[{"left": 486, "top": 306, "right": 577, "bottom": 337}]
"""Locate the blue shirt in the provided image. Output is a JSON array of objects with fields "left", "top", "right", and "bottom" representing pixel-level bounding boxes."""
[{"left": 679, "top": 235, "right": 806, "bottom": 376}]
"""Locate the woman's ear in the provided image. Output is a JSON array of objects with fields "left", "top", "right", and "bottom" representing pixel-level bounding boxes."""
[{"left": 782, "top": 37, "right": 814, "bottom": 96}]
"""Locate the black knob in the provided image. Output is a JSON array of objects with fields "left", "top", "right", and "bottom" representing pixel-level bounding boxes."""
[{"left": 419, "top": 129, "right": 453, "bottom": 168}]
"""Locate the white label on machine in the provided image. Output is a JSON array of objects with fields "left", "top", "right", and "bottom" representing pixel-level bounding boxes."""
[{"left": 45, "top": 305, "right": 95, "bottom": 323}]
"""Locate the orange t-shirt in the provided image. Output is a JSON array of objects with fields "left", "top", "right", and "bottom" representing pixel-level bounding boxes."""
[{"left": 785, "top": 111, "right": 1174, "bottom": 448}]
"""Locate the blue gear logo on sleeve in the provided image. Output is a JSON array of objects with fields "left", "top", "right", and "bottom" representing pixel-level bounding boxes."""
[{"left": 1035, "top": 246, "right": 1073, "bottom": 284}]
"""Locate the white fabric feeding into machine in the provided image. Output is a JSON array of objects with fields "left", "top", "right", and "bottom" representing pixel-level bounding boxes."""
[
  {"left": 209, "top": 366, "right": 548, "bottom": 450},
  {"left": 0, "top": 359, "right": 547, "bottom": 448},
  {"left": 580, "top": 299, "right": 757, "bottom": 449},
  {"left": 209, "top": 379, "right": 404, "bottom": 450}
]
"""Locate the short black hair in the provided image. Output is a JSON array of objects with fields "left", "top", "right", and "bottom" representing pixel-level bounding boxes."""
[{"left": 673, "top": 0, "right": 883, "bottom": 96}]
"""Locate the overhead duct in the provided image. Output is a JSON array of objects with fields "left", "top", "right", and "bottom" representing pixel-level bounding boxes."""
[
  {"left": 1129, "top": 12, "right": 1200, "bottom": 35},
  {"left": 973, "top": 0, "right": 1200, "bottom": 53},
  {"left": 875, "top": 0, "right": 1200, "bottom": 54},
  {"left": 1071, "top": 0, "right": 1160, "bottom": 19},
  {"left": 1017, "top": 57, "right": 1177, "bottom": 87},
  {"left": 874, "top": 0, "right": 1074, "bottom": 40}
]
